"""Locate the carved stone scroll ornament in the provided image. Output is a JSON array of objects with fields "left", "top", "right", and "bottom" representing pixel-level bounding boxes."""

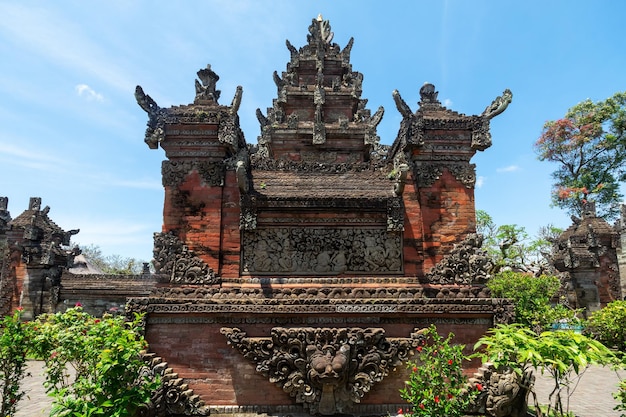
[
  {"left": 152, "top": 232, "right": 219, "bottom": 285},
  {"left": 220, "top": 327, "right": 424, "bottom": 415},
  {"left": 423, "top": 233, "right": 493, "bottom": 285},
  {"left": 136, "top": 351, "right": 210, "bottom": 417}
]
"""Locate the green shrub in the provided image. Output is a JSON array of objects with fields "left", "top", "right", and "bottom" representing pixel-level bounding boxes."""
[
  {"left": 0, "top": 307, "right": 31, "bottom": 416},
  {"left": 487, "top": 271, "right": 578, "bottom": 332},
  {"left": 587, "top": 300, "right": 626, "bottom": 351},
  {"left": 29, "top": 305, "right": 158, "bottom": 417}
]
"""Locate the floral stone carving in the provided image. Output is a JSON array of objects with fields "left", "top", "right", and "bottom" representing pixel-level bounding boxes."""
[
  {"left": 220, "top": 327, "right": 424, "bottom": 415},
  {"left": 153, "top": 232, "right": 219, "bottom": 285},
  {"left": 423, "top": 233, "right": 493, "bottom": 285}
]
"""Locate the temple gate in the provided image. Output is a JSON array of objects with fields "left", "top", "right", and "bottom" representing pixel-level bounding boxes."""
[{"left": 131, "top": 16, "right": 513, "bottom": 416}]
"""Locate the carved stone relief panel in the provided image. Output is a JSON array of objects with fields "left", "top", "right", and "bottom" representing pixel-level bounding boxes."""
[
  {"left": 221, "top": 327, "right": 423, "bottom": 415},
  {"left": 241, "top": 227, "right": 403, "bottom": 275}
]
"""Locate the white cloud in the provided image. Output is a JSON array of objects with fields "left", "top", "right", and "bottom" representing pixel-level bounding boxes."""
[
  {"left": 75, "top": 84, "right": 104, "bottom": 101},
  {"left": 476, "top": 176, "right": 484, "bottom": 188},
  {"left": 443, "top": 98, "right": 453, "bottom": 108},
  {"left": 496, "top": 165, "right": 520, "bottom": 173}
]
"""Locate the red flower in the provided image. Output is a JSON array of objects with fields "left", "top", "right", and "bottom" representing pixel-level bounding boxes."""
[
  {"left": 476, "top": 383, "right": 483, "bottom": 391},
  {"left": 50, "top": 351, "right": 58, "bottom": 359},
  {"left": 16, "top": 306, "right": 24, "bottom": 311},
  {"left": 419, "top": 403, "right": 425, "bottom": 409},
  {"left": 94, "top": 319, "right": 101, "bottom": 324},
  {"left": 417, "top": 346, "right": 422, "bottom": 352},
  {"left": 397, "top": 408, "right": 403, "bottom": 415},
  {"left": 448, "top": 359, "right": 453, "bottom": 365},
  {"left": 412, "top": 366, "right": 418, "bottom": 372},
  {"left": 434, "top": 395, "right": 440, "bottom": 403},
  {"left": 75, "top": 302, "right": 82, "bottom": 307}
]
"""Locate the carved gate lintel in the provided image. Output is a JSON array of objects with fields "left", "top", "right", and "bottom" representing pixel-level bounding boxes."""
[{"left": 220, "top": 327, "right": 424, "bottom": 415}]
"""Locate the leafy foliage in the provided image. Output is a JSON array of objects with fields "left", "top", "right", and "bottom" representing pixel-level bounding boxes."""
[
  {"left": 0, "top": 308, "right": 31, "bottom": 416},
  {"left": 534, "top": 92, "right": 626, "bottom": 220},
  {"left": 615, "top": 378, "right": 626, "bottom": 417},
  {"left": 475, "top": 324, "right": 618, "bottom": 417},
  {"left": 29, "top": 306, "right": 158, "bottom": 417},
  {"left": 476, "top": 210, "right": 562, "bottom": 273},
  {"left": 487, "top": 271, "right": 578, "bottom": 333},
  {"left": 587, "top": 300, "right": 626, "bottom": 352},
  {"left": 400, "top": 325, "right": 479, "bottom": 417}
]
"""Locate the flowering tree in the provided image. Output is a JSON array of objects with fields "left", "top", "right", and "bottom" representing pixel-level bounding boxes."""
[{"left": 534, "top": 92, "right": 626, "bottom": 220}]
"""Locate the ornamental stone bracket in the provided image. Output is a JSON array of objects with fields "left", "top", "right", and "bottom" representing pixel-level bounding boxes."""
[
  {"left": 139, "top": 351, "right": 210, "bottom": 417},
  {"left": 220, "top": 327, "right": 424, "bottom": 415},
  {"left": 153, "top": 232, "right": 219, "bottom": 285}
]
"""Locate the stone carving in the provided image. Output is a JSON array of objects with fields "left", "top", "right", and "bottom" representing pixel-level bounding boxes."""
[
  {"left": 194, "top": 64, "right": 220, "bottom": 103},
  {"left": 468, "top": 363, "right": 533, "bottom": 417},
  {"left": 387, "top": 197, "right": 404, "bottom": 231},
  {"left": 447, "top": 162, "right": 477, "bottom": 188},
  {"left": 412, "top": 162, "right": 476, "bottom": 188},
  {"left": 135, "top": 85, "right": 165, "bottom": 149},
  {"left": 161, "top": 160, "right": 224, "bottom": 188},
  {"left": 472, "top": 117, "right": 492, "bottom": 151},
  {"left": 413, "top": 163, "right": 444, "bottom": 188},
  {"left": 423, "top": 234, "right": 493, "bottom": 285},
  {"left": 137, "top": 351, "right": 210, "bottom": 416},
  {"left": 153, "top": 232, "right": 219, "bottom": 285},
  {"left": 239, "top": 195, "right": 257, "bottom": 230},
  {"left": 242, "top": 227, "right": 402, "bottom": 274},
  {"left": 220, "top": 327, "right": 424, "bottom": 415},
  {"left": 419, "top": 82, "right": 439, "bottom": 104},
  {"left": 481, "top": 89, "right": 513, "bottom": 120}
]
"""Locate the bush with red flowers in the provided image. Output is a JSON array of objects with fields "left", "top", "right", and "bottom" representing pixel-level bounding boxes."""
[{"left": 400, "top": 325, "right": 479, "bottom": 417}]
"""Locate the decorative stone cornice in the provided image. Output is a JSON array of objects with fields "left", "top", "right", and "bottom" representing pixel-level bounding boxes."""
[
  {"left": 220, "top": 326, "right": 424, "bottom": 415},
  {"left": 152, "top": 232, "right": 219, "bottom": 285}
]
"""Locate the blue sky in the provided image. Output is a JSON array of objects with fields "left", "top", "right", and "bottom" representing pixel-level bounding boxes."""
[{"left": 1, "top": 1, "right": 625, "bottom": 262}]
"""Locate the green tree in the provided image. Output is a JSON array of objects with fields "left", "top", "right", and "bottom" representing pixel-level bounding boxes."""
[
  {"left": 476, "top": 210, "right": 562, "bottom": 273},
  {"left": 78, "top": 244, "right": 147, "bottom": 275},
  {"left": 534, "top": 92, "right": 626, "bottom": 220}
]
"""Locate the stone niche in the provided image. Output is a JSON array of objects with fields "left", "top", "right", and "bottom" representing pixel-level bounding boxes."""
[{"left": 131, "top": 16, "right": 513, "bottom": 417}]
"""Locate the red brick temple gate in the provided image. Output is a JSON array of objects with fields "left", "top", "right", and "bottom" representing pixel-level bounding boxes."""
[{"left": 131, "top": 16, "right": 513, "bottom": 416}]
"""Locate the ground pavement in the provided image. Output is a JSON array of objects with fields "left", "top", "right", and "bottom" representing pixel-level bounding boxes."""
[{"left": 13, "top": 361, "right": 626, "bottom": 417}]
